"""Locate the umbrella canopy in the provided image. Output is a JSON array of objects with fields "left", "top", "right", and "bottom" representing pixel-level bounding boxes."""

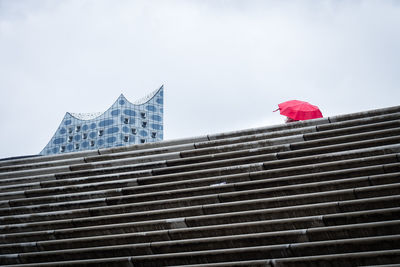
[{"left": 277, "top": 100, "right": 323, "bottom": 121}]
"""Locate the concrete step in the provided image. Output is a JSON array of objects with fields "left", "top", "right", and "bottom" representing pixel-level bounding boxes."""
[
  {"left": 178, "top": 250, "right": 400, "bottom": 267},
  {"left": 0, "top": 145, "right": 191, "bottom": 174},
  {"left": 6, "top": 249, "right": 400, "bottom": 267},
  {"left": 1, "top": 105, "right": 399, "bottom": 171},
  {"left": 2, "top": 119, "right": 398, "bottom": 194},
  {"left": 0, "top": 160, "right": 161, "bottom": 180},
  {"left": 0, "top": 158, "right": 86, "bottom": 174},
  {"left": 0, "top": 135, "right": 209, "bottom": 169},
  {"left": 79, "top": 113, "right": 398, "bottom": 175},
  {"left": 155, "top": 142, "right": 400, "bottom": 177},
  {"left": 317, "top": 112, "right": 400, "bottom": 131},
  {"left": 2, "top": 204, "right": 398, "bottom": 246},
  {"left": 1, "top": 154, "right": 398, "bottom": 218},
  {"left": 2, "top": 169, "right": 399, "bottom": 217},
  {"left": 178, "top": 123, "right": 400, "bottom": 160},
  {"left": 1, "top": 208, "right": 395, "bottom": 250},
  {"left": 1, "top": 105, "right": 400, "bottom": 266},
  {"left": 304, "top": 119, "right": 400, "bottom": 141},
  {"left": 0, "top": 150, "right": 98, "bottom": 170},
  {"left": 0, "top": 118, "right": 325, "bottom": 171},
  {"left": 131, "top": 236, "right": 400, "bottom": 266},
  {"left": 1, "top": 219, "right": 399, "bottom": 265},
  {"left": 180, "top": 134, "right": 400, "bottom": 170},
  {"left": 183, "top": 195, "right": 400, "bottom": 227},
  {"left": 3, "top": 130, "right": 396, "bottom": 192},
  {"left": 1, "top": 182, "right": 399, "bottom": 235},
  {"left": 2, "top": 137, "right": 399, "bottom": 198},
  {"left": 2, "top": 117, "right": 398, "bottom": 181},
  {"left": 194, "top": 118, "right": 400, "bottom": 150},
  {"left": 1, "top": 215, "right": 398, "bottom": 255},
  {"left": 363, "top": 264, "right": 400, "bottom": 267},
  {"left": 6, "top": 257, "right": 135, "bottom": 267},
  {"left": 108, "top": 166, "right": 400, "bottom": 205},
  {"left": 116, "top": 164, "right": 399, "bottom": 202},
  {"left": 209, "top": 105, "right": 400, "bottom": 142},
  {"left": 4, "top": 234, "right": 397, "bottom": 266},
  {"left": 137, "top": 150, "right": 400, "bottom": 189},
  {"left": 0, "top": 135, "right": 302, "bottom": 180},
  {"left": 328, "top": 105, "right": 400, "bottom": 123}
]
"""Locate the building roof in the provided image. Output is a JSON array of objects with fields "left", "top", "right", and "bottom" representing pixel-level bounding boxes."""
[
  {"left": 69, "top": 112, "right": 103, "bottom": 120},
  {"left": 0, "top": 105, "right": 400, "bottom": 266},
  {"left": 67, "top": 89, "right": 162, "bottom": 121}
]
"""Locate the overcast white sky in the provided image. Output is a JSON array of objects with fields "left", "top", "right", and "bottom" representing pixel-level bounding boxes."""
[{"left": 0, "top": 0, "right": 399, "bottom": 159}]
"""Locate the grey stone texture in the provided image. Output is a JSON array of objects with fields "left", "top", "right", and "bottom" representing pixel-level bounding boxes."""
[{"left": 1, "top": 105, "right": 400, "bottom": 266}]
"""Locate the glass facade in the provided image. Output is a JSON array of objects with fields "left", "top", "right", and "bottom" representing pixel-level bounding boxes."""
[{"left": 40, "top": 86, "right": 164, "bottom": 155}]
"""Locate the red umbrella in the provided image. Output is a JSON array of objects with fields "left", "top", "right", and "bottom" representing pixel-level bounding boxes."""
[{"left": 275, "top": 100, "right": 323, "bottom": 121}]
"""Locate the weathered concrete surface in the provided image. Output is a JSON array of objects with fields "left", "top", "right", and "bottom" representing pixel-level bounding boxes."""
[{"left": 1, "top": 105, "right": 400, "bottom": 266}]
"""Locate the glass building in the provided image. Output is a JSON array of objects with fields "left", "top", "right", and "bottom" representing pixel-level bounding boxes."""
[{"left": 40, "top": 86, "right": 164, "bottom": 156}]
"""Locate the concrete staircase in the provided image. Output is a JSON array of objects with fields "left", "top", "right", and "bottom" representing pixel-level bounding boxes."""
[{"left": 1, "top": 106, "right": 400, "bottom": 266}]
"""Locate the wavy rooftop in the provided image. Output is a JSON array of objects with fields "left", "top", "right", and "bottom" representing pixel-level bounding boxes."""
[{"left": 40, "top": 86, "right": 164, "bottom": 155}]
